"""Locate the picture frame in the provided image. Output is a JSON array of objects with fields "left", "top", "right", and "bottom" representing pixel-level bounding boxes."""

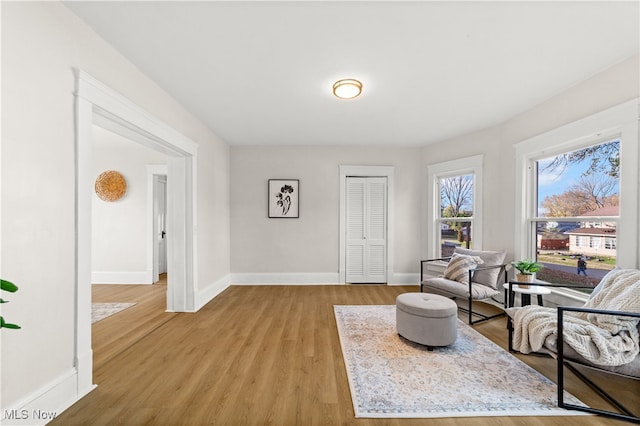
[{"left": 268, "top": 179, "right": 299, "bottom": 218}]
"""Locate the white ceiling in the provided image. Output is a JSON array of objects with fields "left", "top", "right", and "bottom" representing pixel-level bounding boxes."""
[{"left": 64, "top": 1, "right": 639, "bottom": 147}]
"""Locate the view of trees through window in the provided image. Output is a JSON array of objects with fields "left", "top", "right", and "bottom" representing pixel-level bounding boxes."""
[
  {"left": 534, "top": 140, "right": 619, "bottom": 288},
  {"left": 439, "top": 174, "right": 473, "bottom": 257}
]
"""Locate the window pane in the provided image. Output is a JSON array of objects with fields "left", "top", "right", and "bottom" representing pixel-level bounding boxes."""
[
  {"left": 534, "top": 140, "right": 619, "bottom": 290},
  {"left": 440, "top": 221, "right": 472, "bottom": 256},
  {"left": 436, "top": 173, "right": 474, "bottom": 257},
  {"left": 439, "top": 174, "right": 473, "bottom": 218},
  {"left": 536, "top": 140, "right": 619, "bottom": 218},
  {"left": 535, "top": 220, "right": 616, "bottom": 290}
]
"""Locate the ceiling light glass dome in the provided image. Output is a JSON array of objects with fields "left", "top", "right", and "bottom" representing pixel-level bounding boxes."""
[{"left": 333, "top": 79, "right": 362, "bottom": 99}]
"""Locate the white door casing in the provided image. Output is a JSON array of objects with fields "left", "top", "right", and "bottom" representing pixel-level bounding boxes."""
[
  {"left": 75, "top": 70, "right": 198, "bottom": 396},
  {"left": 346, "top": 177, "right": 387, "bottom": 283}
]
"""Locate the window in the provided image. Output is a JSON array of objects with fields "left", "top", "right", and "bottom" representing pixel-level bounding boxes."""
[
  {"left": 515, "top": 99, "right": 639, "bottom": 298},
  {"left": 427, "top": 156, "right": 483, "bottom": 258},
  {"left": 605, "top": 237, "right": 617, "bottom": 250},
  {"left": 530, "top": 140, "right": 620, "bottom": 288},
  {"left": 576, "top": 236, "right": 588, "bottom": 248},
  {"left": 438, "top": 174, "right": 473, "bottom": 256}
]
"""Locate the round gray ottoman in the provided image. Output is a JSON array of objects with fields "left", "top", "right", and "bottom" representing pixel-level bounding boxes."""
[{"left": 396, "top": 292, "right": 458, "bottom": 348}]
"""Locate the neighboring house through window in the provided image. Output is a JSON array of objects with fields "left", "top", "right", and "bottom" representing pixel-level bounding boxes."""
[{"left": 566, "top": 206, "right": 618, "bottom": 257}]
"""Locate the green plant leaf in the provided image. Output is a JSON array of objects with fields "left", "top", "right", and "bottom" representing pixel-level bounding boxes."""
[
  {"left": 511, "top": 259, "right": 542, "bottom": 273},
  {"left": 0, "top": 281, "right": 21, "bottom": 330},
  {"left": 1, "top": 279, "right": 18, "bottom": 293},
  {"left": 2, "top": 323, "right": 21, "bottom": 329},
  {"left": 0, "top": 316, "right": 21, "bottom": 329}
]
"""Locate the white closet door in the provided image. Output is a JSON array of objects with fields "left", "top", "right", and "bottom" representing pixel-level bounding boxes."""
[
  {"left": 346, "top": 177, "right": 387, "bottom": 283},
  {"left": 346, "top": 179, "right": 366, "bottom": 282}
]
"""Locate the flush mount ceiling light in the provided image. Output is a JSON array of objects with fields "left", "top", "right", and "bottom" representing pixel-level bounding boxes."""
[{"left": 333, "top": 79, "right": 362, "bottom": 99}]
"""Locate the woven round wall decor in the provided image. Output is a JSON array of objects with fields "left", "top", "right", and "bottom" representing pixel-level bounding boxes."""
[{"left": 95, "top": 170, "right": 127, "bottom": 202}]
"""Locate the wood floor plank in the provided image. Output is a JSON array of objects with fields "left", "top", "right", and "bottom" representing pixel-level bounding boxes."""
[{"left": 52, "top": 284, "right": 634, "bottom": 425}]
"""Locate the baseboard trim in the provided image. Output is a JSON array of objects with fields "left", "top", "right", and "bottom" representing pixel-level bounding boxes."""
[
  {"left": 91, "top": 271, "right": 153, "bottom": 284},
  {"left": 388, "top": 273, "right": 420, "bottom": 285},
  {"left": 1, "top": 368, "right": 95, "bottom": 426},
  {"left": 195, "top": 274, "right": 231, "bottom": 311},
  {"left": 231, "top": 273, "right": 342, "bottom": 285},
  {"left": 229, "top": 272, "right": 420, "bottom": 285}
]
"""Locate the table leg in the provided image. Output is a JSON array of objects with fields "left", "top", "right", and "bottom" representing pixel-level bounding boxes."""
[
  {"left": 537, "top": 295, "right": 544, "bottom": 306},
  {"left": 521, "top": 293, "right": 531, "bottom": 306}
]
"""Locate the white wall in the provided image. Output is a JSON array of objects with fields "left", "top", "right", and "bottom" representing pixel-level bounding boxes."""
[
  {"left": 230, "top": 146, "right": 422, "bottom": 283},
  {"left": 91, "top": 126, "right": 167, "bottom": 283},
  {"left": 1, "top": 1, "right": 230, "bottom": 417}
]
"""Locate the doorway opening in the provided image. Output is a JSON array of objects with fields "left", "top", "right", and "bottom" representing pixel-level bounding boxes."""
[
  {"left": 151, "top": 170, "right": 168, "bottom": 283},
  {"left": 75, "top": 70, "right": 198, "bottom": 395}
]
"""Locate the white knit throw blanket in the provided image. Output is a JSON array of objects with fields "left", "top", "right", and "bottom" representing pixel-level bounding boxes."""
[{"left": 507, "top": 269, "right": 640, "bottom": 366}]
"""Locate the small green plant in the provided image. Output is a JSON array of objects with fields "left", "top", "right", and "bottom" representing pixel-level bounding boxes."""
[
  {"left": 511, "top": 260, "right": 542, "bottom": 275},
  {"left": 1, "top": 279, "right": 21, "bottom": 329}
]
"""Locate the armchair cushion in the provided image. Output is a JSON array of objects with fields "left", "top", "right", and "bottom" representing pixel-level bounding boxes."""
[
  {"left": 454, "top": 248, "right": 506, "bottom": 289},
  {"left": 422, "top": 277, "right": 500, "bottom": 300},
  {"left": 542, "top": 330, "right": 640, "bottom": 377},
  {"left": 443, "top": 253, "right": 483, "bottom": 284}
]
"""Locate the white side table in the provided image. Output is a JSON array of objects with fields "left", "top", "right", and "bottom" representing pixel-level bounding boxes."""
[{"left": 503, "top": 282, "right": 551, "bottom": 308}]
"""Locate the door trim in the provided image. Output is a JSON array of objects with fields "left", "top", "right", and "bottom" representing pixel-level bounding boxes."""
[
  {"left": 339, "top": 165, "right": 394, "bottom": 284},
  {"left": 75, "top": 70, "right": 198, "bottom": 396}
]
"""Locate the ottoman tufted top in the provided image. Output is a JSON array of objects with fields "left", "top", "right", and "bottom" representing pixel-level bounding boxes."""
[{"left": 396, "top": 292, "right": 457, "bottom": 318}]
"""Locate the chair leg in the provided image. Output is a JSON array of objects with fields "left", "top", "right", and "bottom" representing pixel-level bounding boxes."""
[
  {"left": 464, "top": 300, "right": 506, "bottom": 326},
  {"left": 557, "top": 308, "right": 640, "bottom": 423},
  {"left": 507, "top": 317, "right": 514, "bottom": 352},
  {"left": 559, "top": 361, "right": 640, "bottom": 423}
]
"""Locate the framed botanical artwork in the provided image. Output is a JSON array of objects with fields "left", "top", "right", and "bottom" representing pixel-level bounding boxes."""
[{"left": 268, "top": 179, "right": 299, "bottom": 218}]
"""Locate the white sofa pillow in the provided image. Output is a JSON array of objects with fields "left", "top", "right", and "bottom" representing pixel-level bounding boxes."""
[
  {"left": 454, "top": 247, "right": 506, "bottom": 289},
  {"left": 443, "top": 253, "right": 484, "bottom": 285}
]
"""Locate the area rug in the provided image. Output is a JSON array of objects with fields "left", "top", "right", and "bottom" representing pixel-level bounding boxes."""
[
  {"left": 334, "top": 305, "right": 589, "bottom": 418},
  {"left": 91, "top": 303, "right": 136, "bottom": 324}
]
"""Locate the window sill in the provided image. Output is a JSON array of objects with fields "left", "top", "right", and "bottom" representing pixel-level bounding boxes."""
[{"left": 546, "top": 287, "right": 589, "bottom": 308}]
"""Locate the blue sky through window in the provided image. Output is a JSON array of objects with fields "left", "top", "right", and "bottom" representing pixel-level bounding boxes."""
[
  {"left": 537, "top": 141, "right": 620, "bottom": 215},
  {"left": 537, "top": 159, "right": 588, "bottom": 211}
]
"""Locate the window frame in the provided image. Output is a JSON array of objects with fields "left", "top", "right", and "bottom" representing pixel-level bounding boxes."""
[
  {"left": 514, "top": 99, "right": 639, "bottom": 299},
  {"left": 427, "top": 155, "right": 483, "bottom": 259}
]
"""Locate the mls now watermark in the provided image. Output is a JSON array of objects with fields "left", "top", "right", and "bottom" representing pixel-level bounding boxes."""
[{"left": 4, "top": 409, "right": 57, "bottom": 421}]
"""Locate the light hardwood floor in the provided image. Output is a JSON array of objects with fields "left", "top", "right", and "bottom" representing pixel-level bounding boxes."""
[{"left": 52, "top": 283, "right": 635, "bottom": 425}]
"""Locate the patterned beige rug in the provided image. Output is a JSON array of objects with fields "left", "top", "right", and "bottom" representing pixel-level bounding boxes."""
[
  {"left": 92, "top": 302, "right": 136, "bottom": 324},
  {"left": 334, "top": 305, "right": 589, "bottom": 418}
]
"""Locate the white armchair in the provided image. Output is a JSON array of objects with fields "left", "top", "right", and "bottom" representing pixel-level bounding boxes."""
[{"left": 420, "top": 247, "right": 507, "bottom": 325}]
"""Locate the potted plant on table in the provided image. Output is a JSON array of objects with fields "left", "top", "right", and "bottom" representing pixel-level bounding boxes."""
[{"left": 511, "top": 260, "right": 542, "bottom": 288}]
